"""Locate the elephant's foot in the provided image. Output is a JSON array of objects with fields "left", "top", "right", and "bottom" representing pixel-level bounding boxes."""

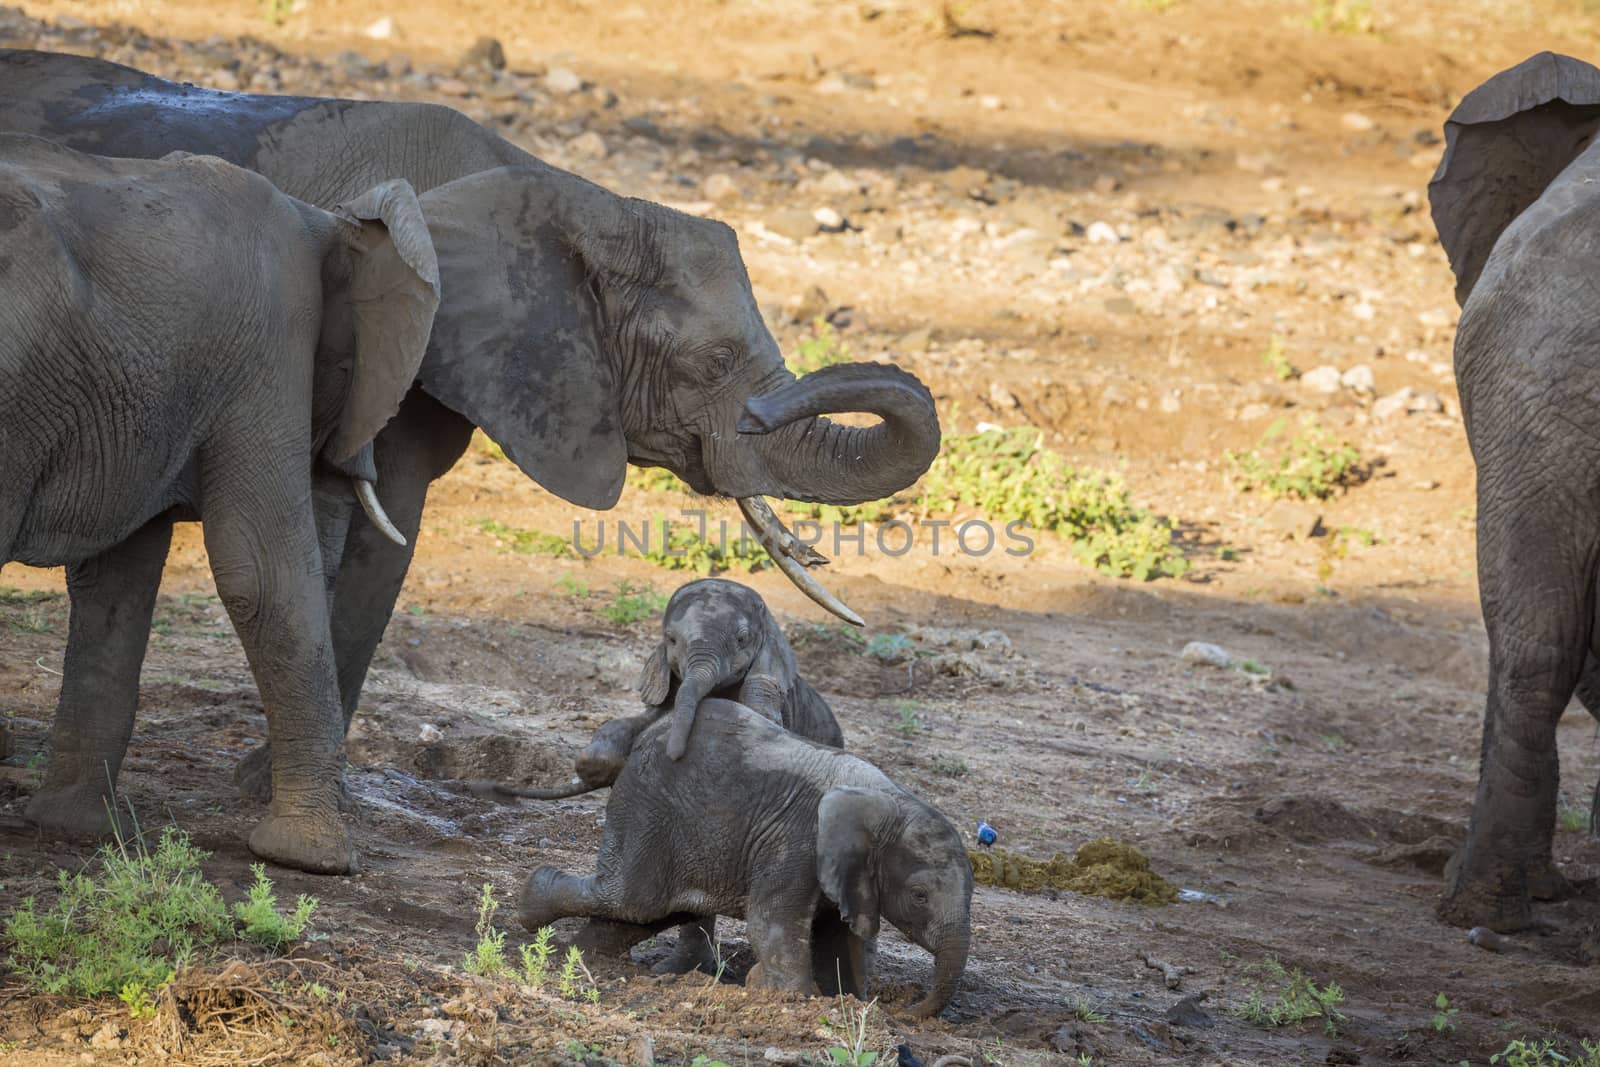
[
  {"left": 745, "top": 960, "right": 817, "bottom": 995},
  {"left": 25, "top": 783, "right": 126, "bottom": 841},
  {"left": 1437, "top": 866, "right": 1533, "bottom": 933},
  {"left": 235, "top": 745, "right": 356, "bottom": 812},
  {"left": 650, "top": 923, "right": 720, "bottom": 976},
  {"left": 519, "top": 866, "right": 580, "bottom": 932},
  {"left": 1529, "top": 860, "right": 1573, "bottom": 902},
  {"left": 247, "top": 811, "right": 356, "bottom": 875}
]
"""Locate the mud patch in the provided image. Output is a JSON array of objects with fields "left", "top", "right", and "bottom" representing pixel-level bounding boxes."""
[{"left": 969, "top": 839, "right": 1178, "bottom": 904}]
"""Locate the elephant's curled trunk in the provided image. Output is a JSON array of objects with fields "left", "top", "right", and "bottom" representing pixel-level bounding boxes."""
[
  {"left": 665, "top": 663, "right": 718, "bottom": 761},
  {"left": 906, "top": 922, "right": 970, "bottom": 1019}
]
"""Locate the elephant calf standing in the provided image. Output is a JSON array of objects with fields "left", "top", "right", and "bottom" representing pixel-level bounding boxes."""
[
  {"left": 0, "top": 134, "right": 439, "bottom": 873},
  {"left": 516, "top": 698, "right": 973, "bottom": 1018}
]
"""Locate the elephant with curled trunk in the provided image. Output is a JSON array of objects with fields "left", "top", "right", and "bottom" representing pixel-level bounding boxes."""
[
  {"left": 479, "top": 577, "right": 842, "bottom": 973},
  {"left": 0, "top": 134, "right": 439, "bottom": 872},
  {"left": 0, "top": 50, "right": 941, "bottom": 872},
  {"left": 1428, "top": 50, "right": 1600, "bottom": 929},
  {"left": 516, "top": 698, "right": 973, "bottom": 1018}
]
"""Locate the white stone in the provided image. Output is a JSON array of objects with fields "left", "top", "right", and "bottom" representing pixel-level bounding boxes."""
[
  {"left": 1340, "top": 364, "right": 1375, "bottom": 394},
  {"left": 1373, "top": 388, "right": 1414, "bottom": 419},
  {"left": 363, "top": 15, "right": 393, "bottom": 39},
  {"left": 1086, "top": 221, "right": 1120, "bottom": 244},
  {"left": 813, "top": 207, "right": 846, "bottom": 231},
  {"left": 1341, "top": 111, "right": 1375, "bottom": 131},
  {"left": 545, "top": 66, "right": 583, "bottom": 95},
  {"left": 1181, "top": 642, "right": 1233, "bottom": 669},
  {"left": 1299, "top": 365, "right": 1342, "bottom": 394},
  {"left": 418, "top": 723, "right": 443, "bottom": 742},
  {"left": 1350, "top": 301, "right": 1376, "bottom": 321}
]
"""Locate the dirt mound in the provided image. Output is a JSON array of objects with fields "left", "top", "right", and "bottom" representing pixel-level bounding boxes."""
[{"left": 969, "top": 838, "right": 1178, "bottom": 904}]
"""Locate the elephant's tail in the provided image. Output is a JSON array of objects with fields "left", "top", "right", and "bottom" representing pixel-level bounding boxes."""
[{"left": 463, "top": 778, "right": 601, "bottom": 802}]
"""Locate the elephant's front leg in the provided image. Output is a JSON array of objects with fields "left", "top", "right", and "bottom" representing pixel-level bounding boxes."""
[
  {"left": 1440, "top": 490, "right": 1593, "bottom": 931},
  {"left": 202, "top": 458, "right": 353, "bottom": 874},
  {"left": 27, "top": 518, "right": 172, "bottom": 838},
  {"left": 743, "top": 884, "right": 822, "bottom": 995}
]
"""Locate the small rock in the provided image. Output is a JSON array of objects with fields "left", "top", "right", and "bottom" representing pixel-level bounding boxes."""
[
  {"left": 89, "top": 1022, "right": 124, "bottom": 1050},
  {"left": 1469, "top": 927, "right": 1508, "bottom": 953},
  {"left": 1341, "top": 111, "right": 1375, "bottom": 132},
  {"left": 433, "top": 77, "right": 473, "bottom": 98},
  {"left": 701, "top": 173, "right": 738, "bottom": 202},
  {"left": 537, "top": 837, "right": 557, "bottom": 849},
  {"left": 815, "top": 169, "right": 860, "bottom": 196},
  {"left": 1237, "top": 402, "right": 1272, "bottom": 421},
  {"left": 626, "top": 1034, "right": 654, "bottom": 1067},
  {"left": 545, "top": 66, "right": 583, "bottom": 95},
  {"left": 1104, "top": 296, "right": 1137, "bottom": 315},
  {"left": 567, "top": 131, "right": 607, "bottom": 160},
  {"left": 335, "top": 50, "right": 371, "bottom": 78},
  {"left": 1086, "top": 220, "right": 1120, "bottom": 244},
  {"left": 1340, "top": 364, "right": 1375, "bottom": 394},
  {"left": 460, "top": 36, "right": 506, "bottom": 74},
  {"left": 812, "top": 206, "right": 846, "bottom": 232},
  {"left": 1299, "top": 365, "right": 1343, "bottom": 394},
  {"left": 766, "top": 208, "right": 819, "bottom": 241},
  {"left": 363, "top": 15, "right": 394, "bottom": 39},
  {"left": 1409, "top": 389, "right": 1445, "bottom": 414},
  {"left": 418, "top": 723, "right": 443, "bottom": 742},
  {"left": 763, "top": 1050, "right": 802, "bottom": 1066},
  {"left": 979, "top": 94, "right": 1004, "bottom": 110},
  {"left": 1159, "top": 393, "right": 1182, "bottom": 414},
  {"left": 989, "top": 382, "right": 1020, "bottom": 409},
  {"left": 898, "top": 327, "right": 933, "bottom": 353},
  {"left": 1181, "top": 642, "right": 1233, "bottom": 669},
  {"left": 1093, "top": 173, "right": 1122, "bottom": 195},
  {"left": 1350, "top": 301, "right": 1376, "bottom": 321},
  {"left": 1373, "top": 387, "right": 1414, "bottom": 419},
  {"left": 1264, "top": 500, "right": 1322, "bottom": 540},
  {"left": 1165, "top": 992, "right": 1216, "bottom": 1028}
]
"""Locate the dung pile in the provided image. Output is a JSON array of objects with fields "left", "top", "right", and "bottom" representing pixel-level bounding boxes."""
[{"left": 967, "top": 837, "right": 1178, "bottom": 904}]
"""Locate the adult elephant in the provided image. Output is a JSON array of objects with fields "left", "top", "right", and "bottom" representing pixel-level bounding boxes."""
[
  {"left": 1428, "top": 50, "right": 1600, "bottom": 929},
  {"left": 0, "top": 49, "right": 941, "bottom": 871}
]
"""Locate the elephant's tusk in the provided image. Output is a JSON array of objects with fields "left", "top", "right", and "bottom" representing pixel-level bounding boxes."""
[
  {"left": 737, "top": 496, "right": 864, "bottom": 627},
  {"left": 353, "top": 479, "right": 407, "bottom": 547},
  {"left": 737, "top": 495, "right": 828, "bottom": 566}
]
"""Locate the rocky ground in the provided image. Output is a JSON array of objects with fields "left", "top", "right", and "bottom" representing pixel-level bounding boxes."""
[{"left": 3, "top": 0, "right": 1600, "bottom": 1064}]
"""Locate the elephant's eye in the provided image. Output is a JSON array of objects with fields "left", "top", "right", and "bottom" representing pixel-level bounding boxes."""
[
  {"left": 736, "top": 627, "right": 752, "bottom": 646},
  {"left": 911, "top": 887, "right": 929, "bottom": 907}
]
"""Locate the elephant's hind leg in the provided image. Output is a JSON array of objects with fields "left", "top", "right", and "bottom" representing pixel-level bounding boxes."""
[
  {"left": 1441, "top": 484, "right": 1596, "bottom": 930},
  {"left": 650, "top": 916, "right": 721, "bottom": 976},
  {"left": 27, "top": 518, "right": 172, "bottom": 839}
]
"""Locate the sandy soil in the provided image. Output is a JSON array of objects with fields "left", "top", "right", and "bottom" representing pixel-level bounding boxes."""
[{"left": 2, "top": 0, "right": 1600, "bottom": 1063}]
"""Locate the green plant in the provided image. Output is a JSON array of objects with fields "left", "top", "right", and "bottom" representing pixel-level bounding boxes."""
[
  {"left": 632, "top": 513, "right": 771, "bottom": 576},
  {"left": 476, "top": 518, "right": 571, "bottom": 557},
  {"left": 118, "top": 973, "right": 167, "bottom": 1019},
  {"left": 1307, "top": 0, "right": 1375, "bottom": 34},
  {"left": 1430, "top": 991, "right": 1459, "bottom": 1033},
  {"left": 520, "top": 924, "right": 556, "bottom": 989},
  {"left": 1260, "top": 335, "right": 1296, "bottom": 380},
  {"left": 232, "top": 864, "right": 317, "bottom": 950},
  {"left": 1227, "top": 418, "right": 1363, "bottom": 501},
  {"left": 597, "top": 580, "right": 669, "bottom": 626},
  {"left": 1071, "top": 994, "right": 1108, "bottom": 1023},
  {"left": 932, "top": 754, "right": 969, "bottom": 778},
  {"left": 626, "top": 466, "right": 690, "bottom": 495},
  {"left": 691, "top": 1058, "right": 733, "bottom": 1067},
  {"left": 788, "top": 317, "right": 851, "bottom": 376},
  {"left": 556, "top": 572, "right": 591, "bottom": 598},
  {"left": 820, "top": 992, "right": 882, "bottom": 1067},
  {"left": 895, "top": 701, "right": 921, "bottom": 738},
  {"left": 869, "top": 633, "right": 918, "bottom": 664},
  {"left": 4, "top": 826, "right": 231, "bottom": 999},
  {"left": 1559, "top": 806, "right": 1590, "bottom": 833},
  {"left": 9, "top": 608, "right": 53, "bottom": 634},
  {"left": 464, "top": 883, "right": 510, "bottom": 977},
  {"left": 1491, "top": 1039, "right": 1600, "bottom": 1067},
  {"left": 1233, "top": 961, "right": 1346, "bottom": 1035},
  {"left": 919, "top": 428, "right": 1189, "bottom": 580},
  {"left": 258, "top": 0, "right": 292, "bottom": 24},
  {"left": 558, "top": 944, "right": 597, "bottom": 1001}
]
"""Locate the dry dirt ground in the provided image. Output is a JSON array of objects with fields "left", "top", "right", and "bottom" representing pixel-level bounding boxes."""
[{"left": 3, "top": 0, "right": 1600, "bottom": 1064}]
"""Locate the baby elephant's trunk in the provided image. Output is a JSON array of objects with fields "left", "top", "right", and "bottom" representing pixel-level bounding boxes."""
[
  {"left": 665, "top": 662, "right": 719, "bottom": 760},
  {"left": 906, "top": 922, "right": 971, "bottom": 1018}
]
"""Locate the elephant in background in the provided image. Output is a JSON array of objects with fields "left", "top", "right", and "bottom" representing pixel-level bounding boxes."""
[
  {"left": 0, "top": 134, "right": 439, "bottom": 873},
  {"left": 516, "top": 698, "right": 973, "bottom": 1019},
  {"left": 476, "top": 577, "right": 844, "bottom": 974},
  {"left": 0, "top": 49, "right": 942, "bottom": 866},
  {"left": 1428, "top": 50, "right": 1600, "bottom": 929}
]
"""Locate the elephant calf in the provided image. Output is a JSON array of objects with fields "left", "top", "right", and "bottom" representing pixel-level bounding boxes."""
[
  {"left": 516, "top": 698, "right": 973, "bottom": 1018},
  {"left": 480, "top": 577, "right": 844, "bottom": 974},
  {"left": 0, "top": 134, "right": 440, "bottom": 873}
]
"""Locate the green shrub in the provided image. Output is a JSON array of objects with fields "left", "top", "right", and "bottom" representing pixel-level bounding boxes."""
[
  {"left": 631, "top": 513, "right": 771, "bottom": 576},
  {"left": 626, "top": 466, "right": 690, "bottom": 495},
  {"left": 1227, "top": 419, "right": 1363, "bottom": 501},
  {"left": 464, "top": 882, "right": 510, "bottom": 977},
  {"left": 1492, "top": 1038, "right": 1600, "bottom": 1067},
  {"left": 232, "top": 864, "right": 317, "bottom": 950},
  {"left": 1307, "top": 0, "right": 1375, "bottom": 34},
  {"left": 787, "top": 317, "right": 851, "bottom": 376},
  {"left": 597, "top": 580, "right": 669, "bottom": 626},
  {"left": 1233, "top": 960, "right": 1346, "bottom": 1035},
  {"left": 1261, "top": 335, "right": 1296, "bottom": 381},
  {"left": 476, "top": 518, "right": 571, "bottom": 557},
  {"left": 5, "top": 828, "right": 231, "bottom": 999}
]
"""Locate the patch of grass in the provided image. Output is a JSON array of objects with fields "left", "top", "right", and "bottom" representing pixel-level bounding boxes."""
[
  {"left": 0, "top": 587, "right": 62, "bottom": 605},
  {"left": 8, "top": 609, "right": 52, "bottom": 634},
  {"left": 558, "top": 944, "right": 600, "bottom": 1003},
  {"left": 631, "top": 513, "right": 771, "bottom": 576},
  {"left": 597, "top": 580, "right": 669, "bottom": 626},
  {"left": 233, "top": 864, "right": 317, "bottom": 950},
  {"left": 464, "top": 883, "right": 510, "bottom": 977},
  {"left": 793, "top": 622, "right": 868, "bottom": 651},
  {"left": 626, "top": 466, "right": 690, "bottom": 495},
  {"left": 867, "top": 633, "right": 918, "bottom": 665},
  {"left": 820, "top": 992, "right": 882, "bottom": 1067},
  {"left": 1492, "top": 1039, "right": 1600, "bottom": 1067},
  {"left": 1227, "top": 418, "right": 1363, "bottom": 501},
  {"left": 1233, "top": 960, "right": 1346, "bottom": 1035},
  {"left": 1261, "top": 335, "right": 1296, "bottom": 381},
  {"left": 788, "top": 317, "right": 852, "bottom": 376},
  {"left": 895, "top": 700, "right": 921, "bottom": 738},
  {"left": 5, "top": 826, "right": 252, "bottom": 1002},
  {"left": 920, "top": 427, "right": 1189, "bottom": 580},
  {"left": 931, "top": 754, "right": 969, "bottom": 778},
  {"left": 1307, "top": 0, "right": 1376, "bottom": 34},
  {"left": 1559, "top": 806, "right": 1590, "bottom": 834},
  {"left": 555, "top": 572, "right": 591, "bottom": 598},
  {"left": 1430, "top": 991, "right": 1459, "bottom": 1033},
  {"left": 1071, "top": 994, "right": 1108, "bottom": 1023},
  {"left": 519, "top": 925, "right": 557, "bottom": 989},
  {"left": 476, "top": 518, "right": 572, "bottom": 558}
]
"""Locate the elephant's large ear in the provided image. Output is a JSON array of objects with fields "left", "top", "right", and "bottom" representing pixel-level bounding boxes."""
[
  {"left": 817, "top": 787, "right": 897, "bottom": 941},
  {"left": 638, "top": 641, "right": 672, "bottom": 707},
  {"left": 323, "top": 179, "right": 441, "bottom": 467},
  {"left": 414, "top": 163, "right": 634, "bottom": 509},
  {"left": 736, "top": 607, "right": 798, "bottom": 724},
  {"left": 1430, "top": 52, "right": 1600, "bottom": 306}
]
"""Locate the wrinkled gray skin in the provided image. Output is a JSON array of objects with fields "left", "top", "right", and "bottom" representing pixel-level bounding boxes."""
[
  {"left": 481, "top": 578, "right": 843, "bottom": 974},
  {"left": 0, "top": 135, "right": 441, "bottom": 873},
  {"left": 517, "top": 699, "right": 972, "bottom": 1018},
  {"left": 1427, "top": 50, "right": 1600, "bottom": 930},
  {"left": 0, "top": 49, "right": 940, "bottom": 869}
]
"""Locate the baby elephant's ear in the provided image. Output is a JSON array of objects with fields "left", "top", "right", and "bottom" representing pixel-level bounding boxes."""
[
  {"left": 817, "top": 787, "right": 897, "bottom": 941},
  {"left": 637, "top": 641, "right": 672, "bottom": 707}
]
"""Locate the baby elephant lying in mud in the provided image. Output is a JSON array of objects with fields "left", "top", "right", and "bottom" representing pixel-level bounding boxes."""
[
  {"left": 475, "top": 577, "right": 844, "bottom": 973},
  {"left": 515, "top": 698, "right": 974, "bottom": 1018}
]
